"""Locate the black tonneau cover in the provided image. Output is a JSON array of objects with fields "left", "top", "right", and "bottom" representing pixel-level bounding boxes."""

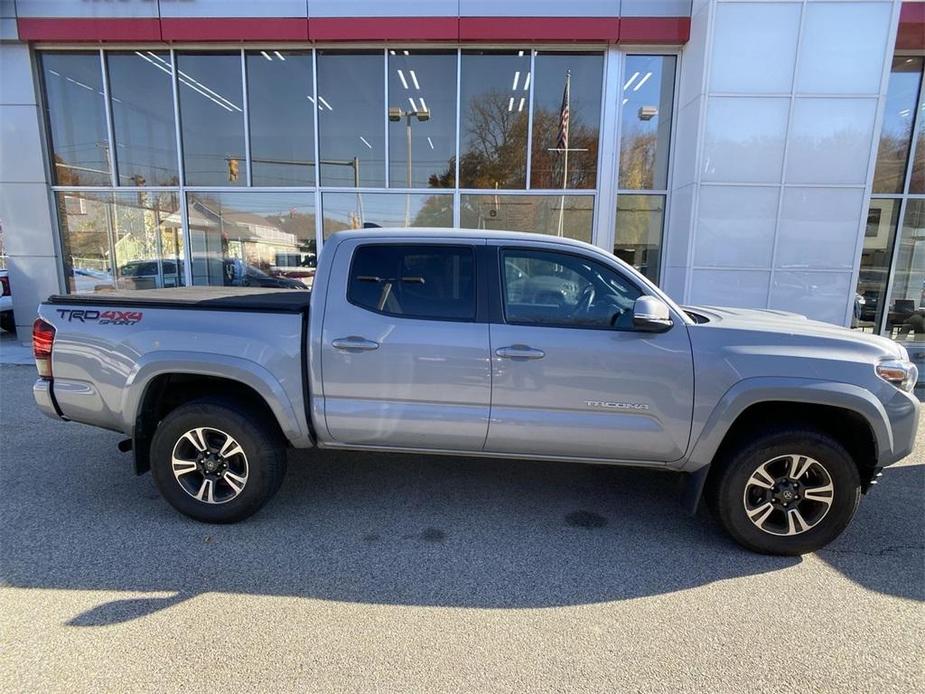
[{"left": 47, "top": 287, "right": 311, "bottom": 313}]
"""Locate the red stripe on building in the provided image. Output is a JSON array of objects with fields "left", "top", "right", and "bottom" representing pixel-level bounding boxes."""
[
  {"left": 619, "top": 17, "right": 691, "bottom": 45},
  {"left": 17, "top": 14, "right": 691, "bottom": 45},
  {"left": 17, "top": 17, "right": 162, "bottom": 42},
  {"left": 897, "top": 2, "right": 925, "bottom": 50},
  {"left": 309, "top": 17, "right": 458, "bottom": 41},
  {"left": 160, "top": 18, "right": 309, "bottom": 42},
  {"left": 459, "top": 17, "right": 621, "bottom": 42}
]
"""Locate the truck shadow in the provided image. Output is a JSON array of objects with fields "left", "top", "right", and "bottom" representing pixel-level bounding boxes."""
[{"left": 1, "top": 369, "right": 921, "bottom": 627}]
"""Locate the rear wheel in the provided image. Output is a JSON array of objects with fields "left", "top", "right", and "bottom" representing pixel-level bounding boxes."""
[
  {"left": 150, "top": 397, "right": 287, "bottom": 523},
  {"left": 707, "top": 429, "right": 861, "bottom": 555}
]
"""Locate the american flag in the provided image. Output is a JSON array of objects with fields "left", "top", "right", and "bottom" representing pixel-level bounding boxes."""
[{"left": 556, "top": 72, "right": 571, "bottom": 150}]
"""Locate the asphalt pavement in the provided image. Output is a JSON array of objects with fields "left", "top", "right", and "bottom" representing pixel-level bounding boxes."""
[{"left": 1, "top": 364, "right": 922, "bottom": 693}]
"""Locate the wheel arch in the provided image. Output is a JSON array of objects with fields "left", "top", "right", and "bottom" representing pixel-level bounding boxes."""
[
  {"left": 681, "top": 378, "right": 889, "bottom": 513},
  {"left": 125, "top": 354, "right": 312, "bottom": 474}
]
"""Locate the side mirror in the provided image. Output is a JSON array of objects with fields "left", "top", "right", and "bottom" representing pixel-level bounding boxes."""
[{"left": 633, "top": 296, "right": 673, "bottom": 332}]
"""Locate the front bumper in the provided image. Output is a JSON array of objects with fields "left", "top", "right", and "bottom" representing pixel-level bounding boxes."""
[{"left": 33, "top": 378, "right": 63, "bottom": 420}]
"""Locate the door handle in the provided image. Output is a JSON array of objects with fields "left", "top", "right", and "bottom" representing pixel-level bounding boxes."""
[
  {"left": 495, "top": 345, "right": 545, "bottom": 360},
  {"left": 332, "top": 336, "right": 380, "bottom": 351}
]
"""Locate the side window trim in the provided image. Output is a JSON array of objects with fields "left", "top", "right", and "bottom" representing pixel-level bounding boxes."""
[
  {"left": 346, "top": 242, "right": 480, "bottom": 323},
  {"left": 498, "top": 246, "right": 644, "bottom": 332}
]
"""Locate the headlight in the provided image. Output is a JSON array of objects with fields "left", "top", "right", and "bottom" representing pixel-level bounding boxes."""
[{"left": 876, "top": 359, "right": 919, "bottom": 392}]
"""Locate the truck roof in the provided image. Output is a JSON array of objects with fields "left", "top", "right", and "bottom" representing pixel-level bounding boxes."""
[{"left": 328, "top": 227, "right": 600, "bottom": 251}]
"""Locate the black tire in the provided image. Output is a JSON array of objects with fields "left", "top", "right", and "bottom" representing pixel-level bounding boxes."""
[
  {"left": 706, "top": 428, "right": 861, "bottom": 555},
  {"left": 0, "top": 311, "right": 14, "bottom": 333},
  {"left": 149, "top": 397, "right": 287, "bottom": 523}
]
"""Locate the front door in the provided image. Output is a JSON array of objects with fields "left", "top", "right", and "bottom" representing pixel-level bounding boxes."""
[
  {"left": 321, "top": 240, "right": 491, "bottom": 450},
  {"left": 485, "top": 244, "right": 694, "bottom": 462}
]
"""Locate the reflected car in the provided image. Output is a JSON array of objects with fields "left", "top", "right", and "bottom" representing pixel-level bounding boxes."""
[
  {"left": 223, "top": 258, "right": 307, "bottom": 289},
  {"left": 0, "top": 269, "right": 13, "bottom": 332}
]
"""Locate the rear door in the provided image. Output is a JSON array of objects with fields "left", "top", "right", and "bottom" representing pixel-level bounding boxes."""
[
  {"left": 320, "top": 239, "right": 491, "bottom": 450},
  {"left": 484, "top": 243, "right": 694, "bottom": 462}
]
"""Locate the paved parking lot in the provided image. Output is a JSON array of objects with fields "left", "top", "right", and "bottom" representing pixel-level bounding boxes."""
[{"left": 1, "top": 363, "right": 923, "bottom": 693}]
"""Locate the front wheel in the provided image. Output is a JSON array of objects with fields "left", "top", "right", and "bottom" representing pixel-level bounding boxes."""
[
  {"left": 707, "top": 429, "right": 861, "bottom": 555},
  {"left": 150, "top": 397, "right": 287, "bottom": 523}
]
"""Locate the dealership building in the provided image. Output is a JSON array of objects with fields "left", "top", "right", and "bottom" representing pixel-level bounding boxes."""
[{"left": 0, "top": 0, "right": 924, "bottom": 361}]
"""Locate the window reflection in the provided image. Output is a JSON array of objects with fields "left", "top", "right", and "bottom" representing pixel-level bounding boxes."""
[
  {"left": 107, "top": 51, "right": 180, "bottom": 187},
  {"left": 872, "top": 57, "right": 923, "bottom": 194},
  {"left": 176, "top": 53, "right": 246, "bottom": 186},
  {"left": 460, "top": 194, "right": 593, "bottom": 242},
  {"left": 186, "top": 193, "right": 316, "bottom": 289},
  {"left": 854, "top": 199, "right": 900, "bottom": 330},
  {"left": 388, "top": 50, "right": 457, "bottom": 188},
  {"left": 247, "top": 50, "right": 315, "bottom": 186},
  {"left": 909, "top": 90, "right": 925, "bottom": 194},
  {"left": 619, "top": 56, "right": 676, "bottom": 190},
  {"left": 459, "top": 51, "right": 531, "bottom": 189},
  {"left": 885, "top": 201, "right": 925, "bottom": 354},
  {"left": 530, "top": 52, "right": 603, "bottom": 190},
  {"left": 40, "top": 53, "right": 111, "bottom": 186},
  {"left": 322, "top": 192, "right": 453, "bottom": 239},
  {"left": 57, "top": 191, "right": 184, "bottom": 292},
  {"left": 614, "top": 194, "right": 665, "bottom": 283},
  {"left": 317, "top": 51, "right": 384, "bottom": 187}
]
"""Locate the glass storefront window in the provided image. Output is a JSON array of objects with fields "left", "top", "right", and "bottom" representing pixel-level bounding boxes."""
[
  {"left": 387, "top": 50, "right": 457, "bottom": 188},
  {"left": 40, "top": 52, "right": 111, "bottom": 186},
  {"left": 176, "top": 52, "right": 246, "bottom": 187},
  {"left": 614, "top": 194, "right": 665, "bottom": 283},
  {"left": 885, "top": 200, "right": 925, "bottom": 345},
  {"left": 460, "top": 194, "right": 593, "bottom": 242},
  {"left": 530, "top": 52, "right": 603, "bottom": 190},
  {"left": 322, "top": 192, "right": 454, "bottom": 239},
  {"left": 246, "top": 50, "right": 315, "bottom": 186},
  {"left": 317, "top": 51, "right": 384, "bottom": 187},
  {"left": 855, "top": 199, "right": 901, "bottom": 330},
  {"left": 872, "top": 57, "right": 923, "bottom": 194},
  {"left": 107, "top": 51, "right": 180, "bottom": 187},
  {"left": 619, "top": 55, "right": 676, "bottom": 190},
  {"left": 459, "top": 51, "right": 532, "bottom": 189},
  {"left": 57, "top": 191, "right": 183, "bottom": 292},
  {"left": 186, "top": 192, "right": 317, "bottom": 289}
]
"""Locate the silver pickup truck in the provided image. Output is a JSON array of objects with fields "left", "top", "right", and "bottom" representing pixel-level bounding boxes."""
[{"left": 32, "top": 229, "right": 919, "bottom": 555}]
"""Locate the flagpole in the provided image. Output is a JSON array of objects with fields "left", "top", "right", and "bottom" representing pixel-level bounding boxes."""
[{"left": 557, "top": 70, "right": 571, "bottom": 237}]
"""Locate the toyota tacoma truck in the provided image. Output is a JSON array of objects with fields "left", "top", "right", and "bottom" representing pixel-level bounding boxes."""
[{"left": 32, "top": 229, "right": 920, "bottom": 555}]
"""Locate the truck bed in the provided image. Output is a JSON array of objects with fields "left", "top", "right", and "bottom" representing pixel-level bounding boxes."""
[{"left": 47, "top": 287, "right": 310, "bottom": 314}]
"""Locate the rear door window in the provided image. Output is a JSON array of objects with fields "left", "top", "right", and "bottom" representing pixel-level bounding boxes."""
[{"left": 348, "top": 244, "right": 476, "bottom": 321}]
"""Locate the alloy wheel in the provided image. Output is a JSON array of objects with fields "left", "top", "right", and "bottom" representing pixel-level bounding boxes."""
[
  {"left": 742, "top": 454, "right": 835, "bottom": 536},
  {"left": 171, "top": 427, "right": 249, "bottom": 504}
]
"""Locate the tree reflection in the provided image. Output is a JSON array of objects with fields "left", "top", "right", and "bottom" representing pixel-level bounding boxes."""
[{"left": 459, "top": 91, "right": 528, "bottom": 189}]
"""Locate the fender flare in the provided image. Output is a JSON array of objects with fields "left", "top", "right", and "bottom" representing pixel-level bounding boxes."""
[
  {"left": 122, "top": 351, "right": 313, "bottom": 449},
  {"left": 680, "top": 377, "right": 891, "bottom": 513}
]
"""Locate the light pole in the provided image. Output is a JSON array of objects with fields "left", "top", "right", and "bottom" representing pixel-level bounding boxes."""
[{"left": 388, "top": 106, "right": 430, "bottom": 226}]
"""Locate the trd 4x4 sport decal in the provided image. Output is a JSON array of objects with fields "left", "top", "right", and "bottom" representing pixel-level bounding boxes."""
[{"left": 56, "top": 309, "right": 143, "bottom": 326}]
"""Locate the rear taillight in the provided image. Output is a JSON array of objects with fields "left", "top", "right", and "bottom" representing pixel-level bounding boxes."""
[
  {"left": 0, "top": 276, "right": 9, "bottom": 296},
  {"left": 33, "top": 318, "right": 56, "bottom": 379}
]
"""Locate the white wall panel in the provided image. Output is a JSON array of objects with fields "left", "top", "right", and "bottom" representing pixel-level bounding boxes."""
[
  {"left": 16, "top": 0, "right": 159, "bottom": 18},
  {"left": 0, "top": 104, "right": 47, "bottom": 184},
  {"left": 710, "top": 2, "right": 801, "bottom": 95},
  {"left": 689, "top": 269, "right": 771, "bottom": 308},
  {"left": 775, "top": 187, "right": 866, "bottom": 270},
  {"left": 701, "top": 97, "right": 789, "bottom": 183},
  {"left": 796, "top": 1, "right": 893, "bottom": 95},
  {"left": 664, "top": 183, "right": 694, "bottom": 268},
  {"left": 0, "top": 44, "right": 36, "bottom": 106},
  {"left": 785, "top": 97, "right": 877, "bottom": 185},
  {"left": 769, "top": 270, "right": 852, "bottom": 324},
  {"left": 8, "top": 255, "right": 62, "bottom": 334},
  {"left": 693, "top": 185, "right": 778, "bottom": 267},
  {"left": 0, "top": 183, "right": 55, "bottom": 257}
]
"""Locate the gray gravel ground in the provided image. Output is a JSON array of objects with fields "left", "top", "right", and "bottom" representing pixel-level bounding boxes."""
[{"left": 1, "top": 364, "right": 922, "bottom": 693}]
